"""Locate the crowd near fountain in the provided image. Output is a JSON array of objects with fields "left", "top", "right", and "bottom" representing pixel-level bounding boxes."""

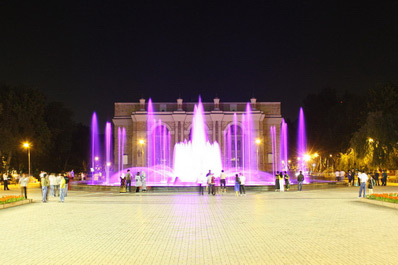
[{"left": 89, "top": 97, "right": 310, "bottom": 186}]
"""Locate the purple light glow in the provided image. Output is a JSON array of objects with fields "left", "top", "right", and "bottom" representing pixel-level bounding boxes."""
[
  {"left": 270, "top": 126, "right": 277, "bottom": 176},
  {"left": 105, "top": 122, "right": 112, "bottom": 184},
  {"left": 297, "top": 107, "right": 307, "bottom": 171},
  {"left": 280, "top": 119, "right": 288, "bottom": 171}
]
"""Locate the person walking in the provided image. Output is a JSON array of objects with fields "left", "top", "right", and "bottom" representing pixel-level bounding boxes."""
[
  {"left": 126, "top": 170, "right": 132, "bottom": 192},
  {"left": 3, "top": 172, "right": 10, "bottom": 190},
  {"left": 220, "top": 170, "right": 226, "bottom": 193},
  {"left": 135, "top": 172, "right": 142, "bottom": 192},
  {"left": 40, "top": 173, "right": 49, "bottom": 202},
  {"left": 19, "top": 174, "right": 29, "bottom": 199},
  {"left": 297, "top": 171, "right": 304, "bottom": 191},
  {"left": 284, "top": 171, "right": 290, "bottom": 191},
  {"left": 239, "top": 172, "right": 246, "bottom": 196},
  {"left": 234, "top": 174, "right": 240, "bottom": 197},
  {"left": 141, "top": 171, "right": 147, "bottom": 192},
  {"left": 59, "top": 175, "right": 66, "bottom": 202}
]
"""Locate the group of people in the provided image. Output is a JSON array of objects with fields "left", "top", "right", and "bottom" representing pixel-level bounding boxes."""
[
  {"left": 120, "top": 170, "right": 147, "bottom": 193},
  {"left": 39, "top": 172, "right": 70, "bottom": 202},
  {"left": 197, "top": 170, "right": 246, "bottom": 197},
  {"left": 339, "top": 169, "right": 389, "bottom": 187},
  {"left": 274, "top": 171, "right": 305, "bottom": 191}
]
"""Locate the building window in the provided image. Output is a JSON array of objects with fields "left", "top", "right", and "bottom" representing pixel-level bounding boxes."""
[
  {"left": 224, "top": 124, "right": 243, "bottom": 169},
  {"left": 150, "top": 124, "right": 171, "bottom": 167}
]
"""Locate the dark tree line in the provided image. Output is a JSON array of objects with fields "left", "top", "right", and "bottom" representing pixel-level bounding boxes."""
[
  {"left": 0, "top": 84, "right": 89, "bottom": 175},
  {"left": 303, "top": 83, "right": 398, "bottom": 169}
]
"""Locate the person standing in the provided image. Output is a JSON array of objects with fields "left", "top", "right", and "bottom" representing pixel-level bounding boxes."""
[
  {"left": 120, "top": 174, "right": 126, "bottom": 193},
  {"left": 297, "top": 171, "right": 304, "bottom": 191},
  {"left": 126, "top": 170, "right": 132, "bottom": 192},
  {"left": 374, "top": 170, "right": 380, "bottom": 186},
  {"left": 368, "top": 175, "right": 376, "bottom": 195},
  {"left": 64, "top": 174, "right": 69, "bottom": 197},
  {"left": 335, "top": 170, "right": 340, "bottom": 181},
  {"left": 381, "top": 170, "right": 388, "bottom": 186},
  {"left": 55, "top": 174, "right": 62, "bottom": 197},
  {"left": 40, "top": 173, "right": 49, "bottom": 202},
  {"left": 234, "top": 174, "right": 240, "bottom": 197},
  {"left": 347, "top": 170, "right": 353, "bottom": 187},
  {"left": 220, "top": 170, "right": 226, "bottom": 193},
  {"left": 284, "top": 171, "right": 290, "bottom": 191},
  {"left": 19, "top": 174, "right": 29, "bottom": 199},
  {"left": 206, "top": 170, "right": 213, "bottom": 195},
  {"left": 358, "top": 170, "right": 368, "bottom": 197},
  {"left": 141, "top": 171, "right": 147, "bottom": 192},
  {"left": 275, "top": 171, "right": 280, "bottom": 192},
  {"left": 3, "top": 172, "right": 10, "bottom": 190},
  {"left": 59, "top": 175, "right": 66, "bottom": 202},
  {"left": 210, "top": 174, "right": 216, "bottom": 195},
  {"left": 340, "top": 170, "right": 345, "bottom": 182},
  {"left": 198, "top": 173, "right": 207, "bottom": 195},
  {"left": 239, "top": 173, "right": 246, "bottom": 196},
  {"left": 279, "top": 172, "right": 284, "bottom": 192},
  {"left": 135, "top": 172, "right": 142, "bottom": 192},
  {"left": 49, "top": 174, "right": 55, "bottom": 197}
]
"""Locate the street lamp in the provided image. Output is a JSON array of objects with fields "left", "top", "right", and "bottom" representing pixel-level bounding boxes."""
[{"left": 22, "top": 142, "right": 31, "bottom": 177}]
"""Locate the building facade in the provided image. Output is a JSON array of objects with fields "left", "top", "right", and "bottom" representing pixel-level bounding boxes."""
[{"left": 113, "top": 98, "right": 282, "bottom": 172}]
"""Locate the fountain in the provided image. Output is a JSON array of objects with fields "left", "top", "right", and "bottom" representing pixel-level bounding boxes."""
[{"left": 280, "top": 119, "right": 288, "bottom": 172}]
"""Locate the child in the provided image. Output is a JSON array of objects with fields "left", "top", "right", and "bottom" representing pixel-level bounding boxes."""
[{"left": 368, "top": 175, "right": 376, "bottom": 195}]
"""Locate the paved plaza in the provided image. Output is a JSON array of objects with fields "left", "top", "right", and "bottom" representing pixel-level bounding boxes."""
[{"left": 1, "top": 184, "right": 398, "bottom": 265}]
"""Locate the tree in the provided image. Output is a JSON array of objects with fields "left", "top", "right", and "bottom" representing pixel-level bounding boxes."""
[{"left": 0, "top": 85, "right": 51, "bottom": 172}]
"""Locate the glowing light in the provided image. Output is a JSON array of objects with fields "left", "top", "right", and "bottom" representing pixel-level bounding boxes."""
[
  {"left": 303, "top": 154, "right": 311, "bottom": 162},
  {"left": 288, "top": 160, "right": 291, "bottom": 164},
  {"left": 106, "top": 162, "right": 111, "bottom": 167},
  {"left": 297, "top": 157, "right": 301, "bottom": 161},
  {"left": 22, "top": 142, "right": 30, "bottom": 149},
  {"left": 255, "top": 138, "right": 261, "bottom": 145},
  {"left": 368, "top": 138, "right": 374, "bottom": 143},
  {"left": 139, "top": 139, "right": 145, "bottom": 145},
  {"left": 313, "top": 152, "right": 319, "bottom": 158},
  {"left": 95, "top": 156, "right": 99, "bottom": 161}
]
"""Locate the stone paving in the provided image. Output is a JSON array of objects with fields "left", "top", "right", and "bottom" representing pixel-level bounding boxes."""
[{"left": 1, "top": 183, "right": 397, "bottom": 265}]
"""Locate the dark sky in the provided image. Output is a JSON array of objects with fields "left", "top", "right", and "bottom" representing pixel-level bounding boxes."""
[{"left": 1, "top": 0, "right": 398, "bottom": 126}]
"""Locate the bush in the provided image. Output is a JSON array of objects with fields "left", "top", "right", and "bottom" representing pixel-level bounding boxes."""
[
  {"left": 0, "top": 195, "right": 25, "bottom": 204},
  {"left": 367, "top": 193, "right": 398, "bottom": 204}
]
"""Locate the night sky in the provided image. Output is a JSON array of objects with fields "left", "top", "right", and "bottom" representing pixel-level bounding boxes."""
[{"left": 1, "top": 1, "right": 398, "bottom": 126}]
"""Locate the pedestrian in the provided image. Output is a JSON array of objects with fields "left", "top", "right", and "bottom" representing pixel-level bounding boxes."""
[
  {"left": 347, "top": 170, "right": 352, "bottom": 186},
  {"left": 141, "top": 171, "right": 147, "bottom": 192},
  {"left": 19, "top": 174, "right": 29, "bottom": 199},
  {"left": 3, "top": 172, "right": 10, "bottom": 190},
  {"left": 210, "top": 174, "right": 216, "bottom": 195},
  {"left": 220, "top": 170, "right": 226, "bottom": 193},
  {"left": 297, "top": 171, "right": 304, "bottom": 191},
  {"left": 381, "top": 170, "right": 388, "bottom": 186},
  {"left": 239, "top": 172, "right": 246, "bottom": 196},
  {"left": 64, "top": 174, "right": 69, "bottom": 197},
  {"left": 49, "top": 174, "right": 55, "bottom": 196},
  {"left": 374, "top": 170, "right": 380, "bottom": 186},
  {"left": 335, "top": 170, "right": 340, "bottom": 181},
  {"left": 40, "top": 173, "right": 49, "bottom": 202},
  {"left": 198, "top": 173, "right": 207, "bottom": 195},
  {"left": 55, "top": 174, "right": 62, "bottom": 197},
  {"left": 358, "top": 170, "right": 368, "bottom": 198},
  {"left": 206, "top": 170, "right": 213, "bottom": 195},
  {"left": 368, "top": 174, "right": 376, "bottom": 195},
  {"left": 340, "top": 170, "right": 345, "bottom": 182},
  {"left": 59, "top": 174, "right": 66, "bottom": 202},
  {"left": 284, "top": 171, "right": 290, "bottom": 191},
  {"left": 135, "top": 172, "right": 142, "bottom": 192},
  {"left": 120, "top": 174, "right": 126, "bottom": 193},
  {"left": 234, "top": 174, "right": 240, "bottom": 197},
  {"left": 126, "top": 169, "right": 132, "bottom": 192},
  {"left": 275, "top": 171, "right": 280, "bottom": 192},
  {"left": 279, "top": 172, "right": 284, "bottom": 192}
]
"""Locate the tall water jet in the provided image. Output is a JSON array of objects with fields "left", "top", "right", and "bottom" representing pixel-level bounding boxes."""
[
  {"left": 173, "top": 98, "right": 222, "bottom": 182},
  {"left": 105, "top": 122, "right": 112, "bottom": 184},
  {"left": 280, "top": 119, "right": 288, "bottom": 171},
  {"left": 297, "top": 107, "right": 307, "bottom": 173},
  {"left": 270, "top": 126, "right": 277, "bottom": 176},
  {"left": 91, "top": 112, "right": 100, "bottom": 183},
  {"left": 242, "top": 103, "right": 257, "bottom": 179}
]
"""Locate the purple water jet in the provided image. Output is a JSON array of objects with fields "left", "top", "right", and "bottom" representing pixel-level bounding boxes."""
[
  {"left": 105, "top": 122, "right": 112, "bottom": 184},
  {"left": 297, "top": 107, "right": 307, "bottom": 172},
  {"left": 280, "top": 119, "right": 288, "bottom": 171}
]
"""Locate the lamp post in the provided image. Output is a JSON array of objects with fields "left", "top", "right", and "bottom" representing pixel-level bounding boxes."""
[{"left": 23, "top": 142, "right": 31, "bottom": 177}]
